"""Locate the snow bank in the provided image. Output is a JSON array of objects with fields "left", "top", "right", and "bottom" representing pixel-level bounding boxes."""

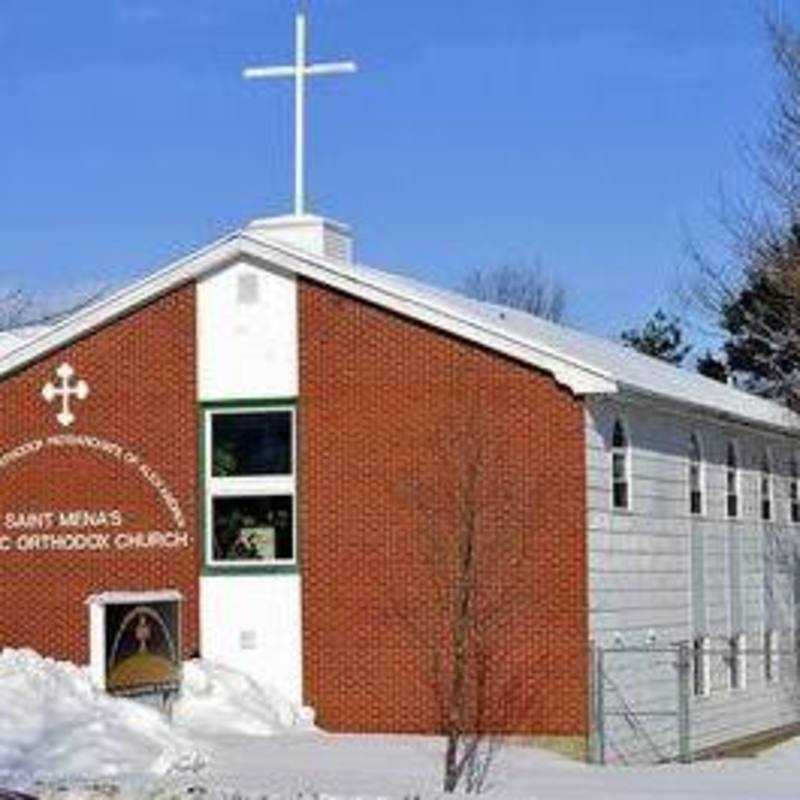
[
  {"left": 0, "top": 648, "right": 182, "bottom": 782},
  {"left": 172, "top": 660, "right": 312, "bottom": 738},
  {"left": 0, "top": 648, "right": 308, "bottom": 788}
]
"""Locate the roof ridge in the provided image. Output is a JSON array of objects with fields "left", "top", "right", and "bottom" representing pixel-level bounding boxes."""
[{"left": 0, "top": 225, "right": 797, "bottom": 433}]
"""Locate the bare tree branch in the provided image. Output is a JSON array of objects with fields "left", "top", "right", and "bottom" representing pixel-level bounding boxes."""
[
  {"left": 686, "top": 9, "right": 800, "bottom": 406},
  {"left": 0, "top": 284, "right": 107, "bottom": 334},
  {"left": 461, "top": 261, "right": 567, "bottom": 322},
  {"left": 394, "top": 386, "right": 537, "bottom": 794}
]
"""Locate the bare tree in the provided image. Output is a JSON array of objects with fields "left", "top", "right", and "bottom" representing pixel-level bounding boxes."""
[
  {"left": 688, "top": 9, "right": 800, "bottom": 404},
  {"left": 0, "top": 289, "right": 37, "bottom": 331},
  {"left": 395, "top": 402, "right": 536, "bottom": 793},
  {"left": 0, "top": 284, "right": 106, "bottom": 333},
  {"left": 461, "top": 261, "right": 566, "bottom": 322}
]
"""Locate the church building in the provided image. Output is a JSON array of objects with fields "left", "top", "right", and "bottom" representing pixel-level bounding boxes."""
[
  {"left": 1, "top": 210, "right": 800, "bottom": 757},
  {"left": 3, "top": 10, "right": 800, "bottom": 762}
]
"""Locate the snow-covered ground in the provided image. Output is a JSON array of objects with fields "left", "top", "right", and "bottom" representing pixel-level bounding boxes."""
[
  {"left": 2, "top": 648, "right": 800, "bottom": 799},
  {"left": 183, "top": 733, "right": 800, "bottom": 800},
  {"left": 0, "top": 648, "right": 308, "bottom": 795}
]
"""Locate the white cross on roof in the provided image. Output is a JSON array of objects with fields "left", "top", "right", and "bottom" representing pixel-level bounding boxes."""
[{"left": 243, "top": 7, "right": 357, "bottom": 217}]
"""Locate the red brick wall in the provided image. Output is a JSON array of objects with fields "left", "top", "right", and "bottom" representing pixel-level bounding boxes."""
[
  {"left": 0, "top": 285, "right": 199, "bottom": 662},
  {"left": 0, "top": 267, "right": 587, "bottom": 734},
  {"left": 299, "top": 279, "right": 588, "bottom": 736}
]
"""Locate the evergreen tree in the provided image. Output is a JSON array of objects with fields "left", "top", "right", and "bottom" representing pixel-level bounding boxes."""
[
  {"left": 621, "top": 309, "right": 692, "bottom": 366},
  {"left": 716, "top": 223, "right": 800, "bottom": 403},
  {"left": 696, "top": 351, "right": 728, "bottom": 383},
  {"left": 690, "top": 13, "right": 800, "bottom": 407}
]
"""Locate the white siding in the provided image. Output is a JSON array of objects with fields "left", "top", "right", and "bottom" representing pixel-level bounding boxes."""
[
  {"left": 197, "top": 261, "right": 298, "bottom": 401},
  {"left": 196, "top": 259, "right": 303, "bottom": 704},
  {"left": 200, "top": 574, "right": 303, "bottom": 703},
  {"left": 587, "top": 396, "right": 800, "bottom": 758}
]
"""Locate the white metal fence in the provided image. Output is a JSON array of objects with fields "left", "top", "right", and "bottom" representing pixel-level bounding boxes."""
[{"left": 588, "top": 640, "right": 800, "bottom": 765}]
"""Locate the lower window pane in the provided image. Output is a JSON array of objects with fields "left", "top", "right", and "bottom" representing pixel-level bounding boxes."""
[{"left": 212, "top": 495, "right": 294, "bottom": 562}]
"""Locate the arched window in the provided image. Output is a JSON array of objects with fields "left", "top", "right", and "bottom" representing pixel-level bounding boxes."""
[
  {"left": 790, "top": 457, "right": 800, "bottom": 524},
  {"left": 611, "top": 419, "right": 630, "bottom": 510},
  {"left": 726, "top": 443, "right": 739, "bottom": 519},
  {"left": 761, "top": 451, "right": 772, "bottom": 522},
  {"left": 688, "top": 434, "right": 703, "bottom": 516}
]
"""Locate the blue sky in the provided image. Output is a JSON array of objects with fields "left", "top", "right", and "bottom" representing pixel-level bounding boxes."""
[{"left": 0, "top": 1, "right": 789, "bottom": 339}]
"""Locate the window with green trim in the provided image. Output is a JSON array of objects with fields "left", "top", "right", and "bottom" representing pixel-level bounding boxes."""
[{"left": 205, "top": 406, "right": 296, "bottom": 567}]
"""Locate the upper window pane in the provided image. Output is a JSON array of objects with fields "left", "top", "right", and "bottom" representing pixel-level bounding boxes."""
[
  {"left": 726, "top": 442, "right": 739, "bottom": 518},
  {"left": 689, "top": 434, "right": 702, "bottom": 515},
  {"left": 612, "top": 420, "right": 627, "bottom": 449},
  {"left": 212, "top": 411, "right": 293, "bottom": 477}
]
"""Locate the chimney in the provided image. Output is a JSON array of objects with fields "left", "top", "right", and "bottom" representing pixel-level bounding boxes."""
[{"left": 245, "top": 214, "right": 354, "bottom": 264}]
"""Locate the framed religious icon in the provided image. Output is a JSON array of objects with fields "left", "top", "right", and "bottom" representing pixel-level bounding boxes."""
[{"left": 87, "top": 590, "right": 183, "bottom": 697}]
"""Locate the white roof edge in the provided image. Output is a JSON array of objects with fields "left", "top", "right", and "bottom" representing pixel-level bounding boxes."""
[
  {"left": 0, "top": 232, "right": 242, "bottom": 375},
  {"left": 86, "top": 589, "right": 184, "bottom": 606},
  {"left": 243, "top": 235, "right": 800, "bottom": 433},
  {"left": 237, "top": 234, "right": 618, "bottom": 395},
  {"left": 0, "top": 230, "right": 617, "bottom": 396},
  {"left": 4, "top": 227, "right": 797, "bottom": 434},
  {"left": 617, "top": 384, "right": 800, "bottom": 438}
]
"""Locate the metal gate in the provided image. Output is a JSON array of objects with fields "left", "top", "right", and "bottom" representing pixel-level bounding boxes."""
[
  {"left": 588, "top": 640, "right": 800, "bottom": 765},
  {"left": 588, "top": 643, "right": 690, "bottom": 765}
]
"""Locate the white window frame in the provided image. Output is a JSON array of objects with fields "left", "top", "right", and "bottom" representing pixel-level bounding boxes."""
[
  {"left": 204, "top": 405, "right": 297, "bottom": 569},
  {"left": 730, "top": 633, "right": 746, "bottom": 691},
  {"left": 688, "top": 432, "right": 705, "bottom": 517},
  {"left": 610, "top": 417, "right": 631, "bottom": 512}
]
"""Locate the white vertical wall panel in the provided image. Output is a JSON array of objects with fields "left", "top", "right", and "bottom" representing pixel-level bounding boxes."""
[
  {"left": 197, "top": 261, "right": 298, "bottom": 401},
  {"left": 200, "top": 574, "right": 303, "bottom": 704},
  {"left": 587, "top": 397, "right": 800, "bottom": 645},
  {"left": 196, "top": 260, "right": 303, "bottom": 705}
]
